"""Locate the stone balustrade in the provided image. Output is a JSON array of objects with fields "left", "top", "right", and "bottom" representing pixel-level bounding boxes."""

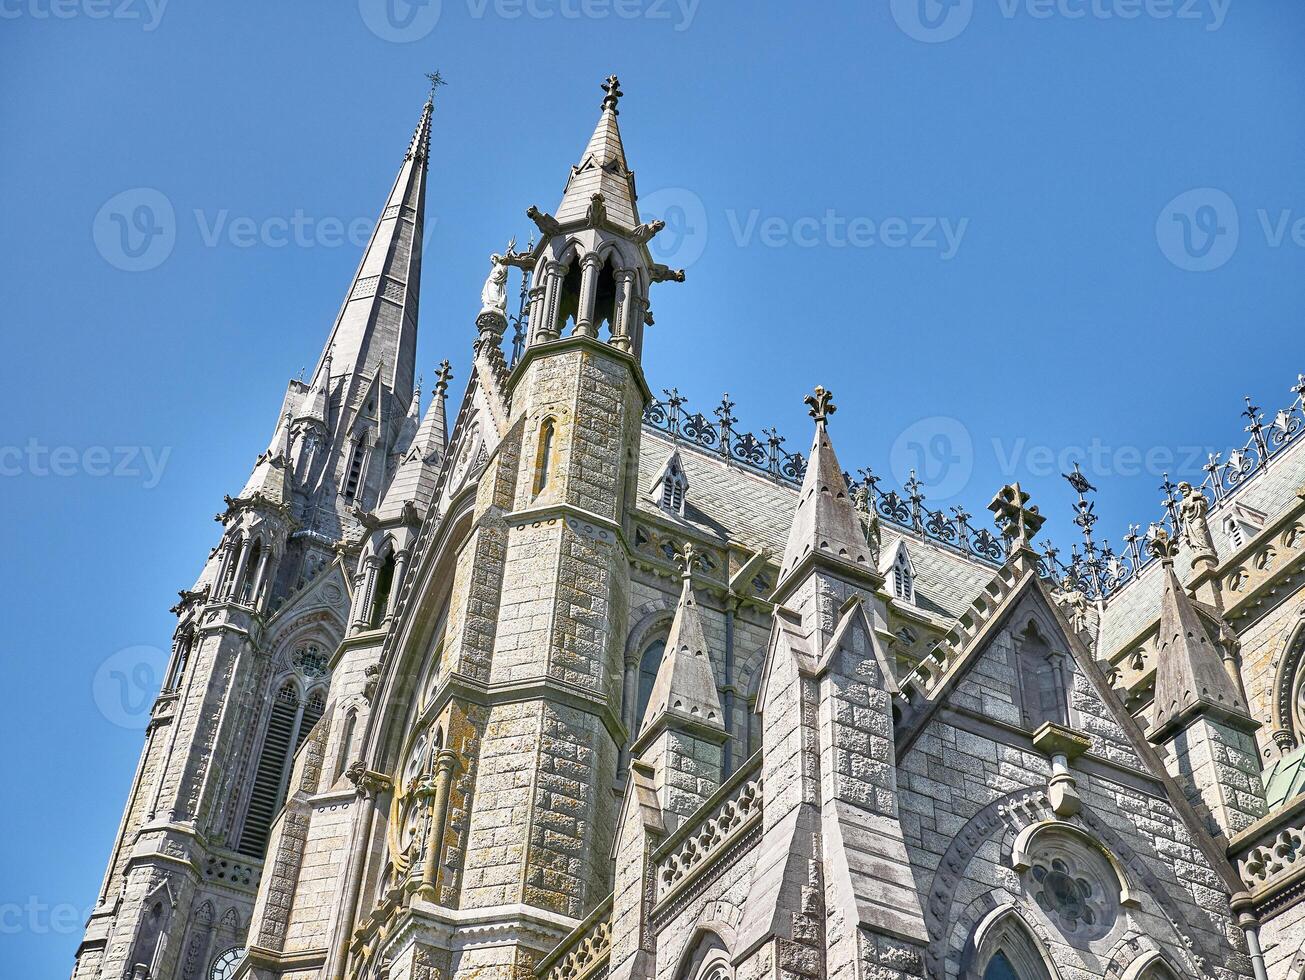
[
  {"left": 537, "top": 895, "right": 612, "bottom": 980},
  {"left": 655, "top": 776, "right": 761, "bottom": 901}
]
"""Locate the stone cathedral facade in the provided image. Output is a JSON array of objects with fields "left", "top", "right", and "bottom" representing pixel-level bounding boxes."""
[{"left": 74, "top": 77, "right": 1305, "bottom": 980}]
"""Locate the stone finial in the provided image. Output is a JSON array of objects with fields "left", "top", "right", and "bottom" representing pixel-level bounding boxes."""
[
  {"left": 1147, "top": 525, "right": 1180, "bottom": 564},
  {"left": 433, "top": 359, "right": 453, "bottom": 397},
  {"left": 804, "top": 385, "right": 836, "bottom": 423},
  {"left": 601, "top": 73, "right": 623, "bottom": 114},
  {"left": 988, "top": 483, "right": 1045, "bottom": 550},
  {"left": 675, "top": 541, "right": 698, "bottom": 582}
]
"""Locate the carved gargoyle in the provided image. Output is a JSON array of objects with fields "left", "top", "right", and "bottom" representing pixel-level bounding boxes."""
[
  {"left": 586, "top": 193, "right": 607, "bottom": 227},
  {"left": 650, "top": 263, "right": 686, "bottom": 283},
  {"left": 630, "top": 218, "right": 665, "bottom": 244},
  {"left": 526, "top": 205, "right": 562, "bottom": 237}
]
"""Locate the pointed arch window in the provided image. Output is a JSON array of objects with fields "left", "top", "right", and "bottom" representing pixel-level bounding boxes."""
[
  {"left": 166, "top": 630, "right": 195, "bottom": 691},
  {"left": 334, "top": 707, "right": 358, "bottom": 782},
  {"left": 343, "top": 438, "right": 367, "bottom": 502},
  {"left": 534, "top": 418, "right": 556, "bottom": 495},
  {"left": 983, "top": 952, "right": 1022, "bottom": 980},
  {"left": 593, "top": 255, "right": 618, "bottom": 336},
  {"left": 369, "top": 551, "right": 397, "bottom": 628},
  {"left": 237, "top": 680, "right": 327, "bottom": 857},
  {"left": 237, "top": 539, "right": 262, "bottom": 606},
  {"left": 892, "top": 548, "right": 913, "bottom": 602}
]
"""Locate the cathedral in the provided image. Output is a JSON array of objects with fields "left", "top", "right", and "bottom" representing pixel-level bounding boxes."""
[{"left": 73, "top": 76, "right": 1305, "bottom": 980}]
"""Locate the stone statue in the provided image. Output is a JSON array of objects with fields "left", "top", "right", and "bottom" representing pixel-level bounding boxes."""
[
  {"left": 480, "top": 252, "right": 508, "bottom": 315},
  {"left": 1178, "top": 482, "right": 1216, "bottom": 558},
  {"left": 1056, "top": 575, "right": 1090, "bottom": 635}
]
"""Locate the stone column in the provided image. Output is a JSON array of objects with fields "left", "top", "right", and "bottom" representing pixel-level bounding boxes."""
[
  {"left": 575, "top": 253, "right": 603, "bottom": 338},
  {"left": 416, "top": 750, "right": 458, "bottom": 902},
  {"left": 354, "top": 556, "right": 380, "bottom": 631},
  {"left": 226, "top": 538, "right": 251, "bottom": 602},
  {"left": 612, "top": 270, "right": 636, "bottom": 352},
  {"left": 540, "top": 261, "right": 566, "bottom": 342},
  {"left": 330, "top": 766, "right": 390, "bottom": 980},
  {"left": 385, "top": 549, "right": 410, "bottom": 622},
  {"left": 251, "top": 545, "right": 273, "bottom": 611}
]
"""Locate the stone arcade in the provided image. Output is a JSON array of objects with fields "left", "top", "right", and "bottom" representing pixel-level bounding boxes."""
[{"left": 75, "top": 77, "right": 1305, "bottom": 980}]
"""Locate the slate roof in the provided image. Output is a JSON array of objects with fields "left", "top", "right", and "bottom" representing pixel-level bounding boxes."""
[{"left": 637, "top": 430, "right": 997, "bottom": 622}]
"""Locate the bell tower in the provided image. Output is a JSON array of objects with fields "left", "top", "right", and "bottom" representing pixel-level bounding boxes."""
[{"left": 442, "top": 73, "right": 685, "bottom": 976}]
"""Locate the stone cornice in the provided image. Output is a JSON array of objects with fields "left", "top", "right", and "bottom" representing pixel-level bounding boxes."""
[
  {"left": 423, "top": 670, "right": 627, "bottom": 747},
  {"left": 506, "top": 333, "right": 653, "bottom": 406}
]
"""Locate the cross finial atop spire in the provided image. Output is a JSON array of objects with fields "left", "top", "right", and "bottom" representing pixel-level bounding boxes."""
[
  {"left": 425, "top": 70, "right": 447, "bottom": 105},
  {"left": 601, "top": 73, "right": 623, "bottom": 114},
  {"left": 433, "top": 359, "right": 453, "bottom": 397},
  {"left": 804, "top": 385, "right": 836, "bottom": 423}
]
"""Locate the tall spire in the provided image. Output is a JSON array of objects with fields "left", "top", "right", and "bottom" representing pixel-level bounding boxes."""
[
  {"left": 555, "top": 74, "right": 639, "bottom": 229},
  {"left": 776, "top": 387, "right": 876, "bottom": 592},
  {"left": 1147, "top": 529, "right": 1253, "bottom": 742},
  {"left": 309, "top": 91, "right": 434, "bottom": 399}
]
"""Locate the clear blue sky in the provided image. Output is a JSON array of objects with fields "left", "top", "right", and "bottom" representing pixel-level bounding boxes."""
[{"left": 2, "top": 1, "right": 1303, "bottom": 975}]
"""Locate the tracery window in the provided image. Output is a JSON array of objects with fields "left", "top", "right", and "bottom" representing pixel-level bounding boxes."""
[
  {"left": 971, "top": 909, "right": 1054, "bottom": 980},
  {"left": 369, "top": 551, "right": 396, "bottom": 627},
  {"left": 1023, "top": 834, "right": 1120, "bottom": 944}
]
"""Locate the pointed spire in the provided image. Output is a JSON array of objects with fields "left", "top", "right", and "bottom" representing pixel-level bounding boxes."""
[
  {"left": 239, "top": 412, "right": 293, "bottom": 501},
  {"left": 635, "top": 543, "right": 725, "bottom": 746},
  {"left": 776, "top": 387, "right": 876, "bottom": 591},
  {"left": 556, "top": 74, "right": 639, "bottom": 229},
  {"left": 296, "top": 347, "right": 332, "bottom": 427},
  {"left": 308, "top": 88, "right": 434, "bottom": 399},
  {"left": 374, "top": 360, "right": 453, "bottom": 521},
  {"left": 1147, "top": 529, "right": 1255, "bottom": 742}
]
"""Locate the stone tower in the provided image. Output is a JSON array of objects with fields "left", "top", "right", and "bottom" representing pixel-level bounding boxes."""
[{"left": 73, "top": 94, "right": 436, "bottom": 980}]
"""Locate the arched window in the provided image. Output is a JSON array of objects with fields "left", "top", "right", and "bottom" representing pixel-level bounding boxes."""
[
  {"left": 593, "top": 256, "right": 618, "bottom": 335},
  {"left": 334, "top": 707, "right": 357, "bottom": 782},
  {"left": 343, "top": 438, "right": 367, "bottom": 502},
  {"left": 635, "top": 639, "right": 666, "bottom": 729},
  {"left": 970, "top": 908, "right": 1055, "bottom": 980},
  {"left": 237, "top": 681, "right": 327, "bottom": 857},
  {"left": 369, "top": 551, "right": 396, "bottom": 627},
  {"left": 745, "top": 666, "right": 763, "bottom": 757},
  {"left": 893, "top": 550, "right": 913, "bottom": 602},
  {"left": 166, "top": 630, "right": 194, "bottom": 691},
  {"left": 237, "top": 539, "right": 262, "bottom": 605},
  {"left": 557, "top": 260, "right": 582, "bottom": 333},
  {"left": 983, "top": 951, "right": 1022, "bottom": 980},
  {"left": 534, "top": 418, "right": 556, "bottom": 495}
]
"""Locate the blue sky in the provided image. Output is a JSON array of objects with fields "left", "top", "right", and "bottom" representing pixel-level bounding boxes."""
[{"left": 2, "top": 1, "right": 1304, "bottom": 974}]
